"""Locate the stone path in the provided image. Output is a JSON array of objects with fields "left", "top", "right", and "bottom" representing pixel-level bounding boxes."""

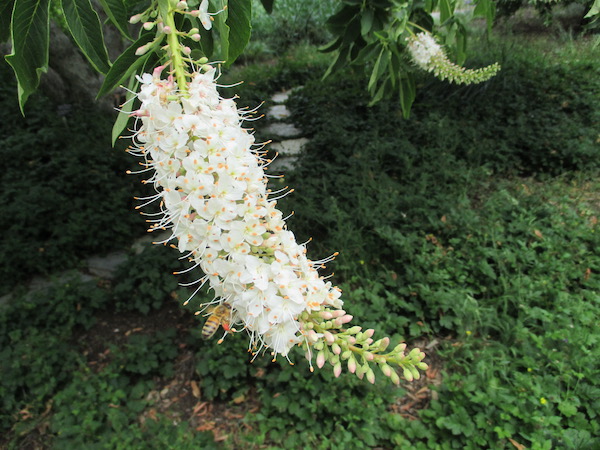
[{"left": 263, "top": 88, "right": 310, "bottom": 172}]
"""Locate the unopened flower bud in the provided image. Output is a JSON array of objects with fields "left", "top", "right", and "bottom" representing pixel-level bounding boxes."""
[
  {"left": 182, "top": 46, "right": 192, "bottom": 55},
  {"left": 320, "top": 311, "right": 333, "bottom": 320},
  {"left": 143, "top": 21, "right": 155, "bottom": 30},
  {"left": 346, "top": 326, "right": 362, "bottom": 334},
  {"left": 364, "top": 329, "right": 375, "bottom": 338},
  {"left": 403, "top": 367, "right": 413, "bottom": 382},
  {"left": 378, "top": 337, "right": 390, "bottom": 351},
  {"left": 177, "top": 1, "right": 188, "bottom": 9},
  {"left": 163, "top": 26, "right": 172, "bottom": 34},
  {"left": 331, "top": 309, "right": 346, "bottom": 318},
  {"left": 334, "top": 314, "right": 353, "bottom": 326},
  {"left": 409, "top": 348, "right": 422, "bottom": 359},
  {"left": 380, "top": 363, "right": 392, "bottom": 377},
  {"left": 323, "top": 331, "right": 335, "bottom": 344},
  {"left": 198, "top": 57, "right": 209, "bottom": 64},
  {"left": 135, "top": 43, "right": 151, "bottom": 56},
  {"left": 341, "top": 350, "right": 352, "bottom": 360},
  {"left": 394, "top": 343, "right": 407, "bottom": 353},
  {"left": 316, "top": 350, "right": 326, "bottom": 369},
  {"left": 410, "top": 365, "right": 421, "bottom": 380},
  {"left": 348, "top": 356, "right": 357, "bottom": 373},
  {"left": 366, "top": 368, "right": 375, "bottom": 384},
  {"left": 390, "top": 370, "right": 400, "bottom": 386},
  {"left": 332, "top": 343, "right": 341, "bottom": 355},
  {"left": 364, "top": 352, "right": 374, "bottom": 361},
  {"left": 129, "top": 13, "right": 143, "bottom": 24},
  {"left": 417, "top": 362, "right": 429, "bottom": 370},
  {"left": 333, "top": 362, "right": 342, "bottom": 378}
]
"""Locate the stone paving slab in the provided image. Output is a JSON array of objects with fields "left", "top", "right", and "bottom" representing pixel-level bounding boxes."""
[
  {"left": 263, "top": 122, "right": 303, "bottom": 139},
  {"left": 270, "top": 137, "right": 310, "bottom": 156}
]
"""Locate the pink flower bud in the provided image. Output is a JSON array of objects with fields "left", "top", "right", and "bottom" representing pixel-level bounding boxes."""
[
  {"left": 348, "top": 357, "right": 356, "bottom": 373},
  {"left": 177, "top": 1, "right": 188, "bottom": 9},
  {"left": 332, "top": 343, "right": 341, "bottom": 355},
  {"left": 333, "top": 363, "right": 342, "bottom": 378},
  {"left": 152, "top": 65, "right": 167, "bottom": 78},
  {"left": 367, "top": 369, "right": 375, "bottom": 384},
  {"left": 143, "top": 21, "right": 155, "bottom": 30},
  {"left": 379, "top": 337, "right": 390, "bottom": 351},
  {"left": 182, "top": 46, "right": 191, "bottom": 55},
  {"left": 331, "top": 309, "right": 345, "bottom": 318},
  {"left": 380, "top": 364, "right": 392, "bottom": 377},
  {"left": 191, "top": 33, "right": 201, "bottom": 42},
  {"left": 323, "top": 331, "right": 335, "bottom": 344},
  {"left": 334, "top": 314, "right": 353, "bottom": 326},
  {"left": 163, "top": 26, "right": 172, "bottom": 34},
  {"left": 364, "top": 352, "right": 374, "bottom": 361},
  {"left": 135, "top": 44, "right": 150, "bottom": 56},
  {"left": 319, "top": 311, "right": 333, "bottom": 320},
  {"left": 316, "top": 351, "right": 326, "bottom": 369},
  {"left": 129, "top": 13, "right": 143, "bottom": 24}
]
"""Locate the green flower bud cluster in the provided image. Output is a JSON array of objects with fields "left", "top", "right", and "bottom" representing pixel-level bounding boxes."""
[
  {"left": 301, "top": 309, "right": 428, "bottom": 385},
  {"left": 429, "top": 56, "right": 501, "bottom": 85}
]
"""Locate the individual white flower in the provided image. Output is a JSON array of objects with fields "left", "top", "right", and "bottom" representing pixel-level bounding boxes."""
[{"left": 199, "top": 0, "right": 212, "bottom": 30}]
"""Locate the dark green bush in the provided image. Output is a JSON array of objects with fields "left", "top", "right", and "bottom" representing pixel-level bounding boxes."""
[{"left": 0, "top": 60, "right": 148, "bottom": 292}]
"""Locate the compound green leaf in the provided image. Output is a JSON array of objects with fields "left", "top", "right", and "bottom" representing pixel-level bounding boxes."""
[
  {"left": 225, "top": 0, "right": 251, "bottom": 65},
  {"left": 60, "top": 0, "right": 111, "bottom": 74},
  {"left": 5, "top": 0, "right": 51, "bottom": 113},
  {"left": 0, "top": 0, "right": 15, "bottom": 43}
]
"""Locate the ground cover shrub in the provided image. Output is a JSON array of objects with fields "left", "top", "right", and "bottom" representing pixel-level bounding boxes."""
[
  {"left": 0, "top": 59, "right": 148, "bottom": 292},
  {"left": 0, "top": 278, "right": 111, "bottom": 434},
  {"left": 112, "top": 244, "right": 187, "bottom": 314},
  {"left": 255, "top": 35, "right": 599, "bottom": 447}
]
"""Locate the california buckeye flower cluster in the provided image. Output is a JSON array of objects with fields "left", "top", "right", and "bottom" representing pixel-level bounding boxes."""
[{"left": 130, "top": 65, "right": 343, "bottom": 357}]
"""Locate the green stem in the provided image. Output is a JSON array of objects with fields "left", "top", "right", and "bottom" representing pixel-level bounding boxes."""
[{"left": 164, "top": 4, "right": 188, "bottom": 95}]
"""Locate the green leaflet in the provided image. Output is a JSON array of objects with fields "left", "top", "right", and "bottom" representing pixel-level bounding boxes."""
[
  {"left": 60, "top": 0, "right": 111, "bottom": 74},
  {"left": 211, "top": 0, "right": 229, "bottom": 64},
  {"left": 96, "top": 31, "right": 155, "bottom": 99},
  {"left": 225, "top": 0, "right": 252, "bottom": 65},
  {"left": 0, "top": 0, "right": 16, "bottom": 43},
  {"left": 98, "top": 0, "right": 132, "bottom": 40},
  {"left": 111, "top": 74, "right": 137, "bottom": 146},
  {"left": 5, "top": 0, "right": 51, "bottom": 114}
]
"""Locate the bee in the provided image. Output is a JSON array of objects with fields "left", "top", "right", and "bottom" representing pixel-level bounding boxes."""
[{"left": 202, "top": 302, "right": 232, "bottom": 340}]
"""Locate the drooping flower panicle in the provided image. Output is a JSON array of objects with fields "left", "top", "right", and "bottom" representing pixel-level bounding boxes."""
[
  {"left": 130, "top": 66, "right": 343, "bottom": 357},
  {"left": 407, "top": 32, "right": 500, "bottom": 84},
  {"left": 123, "top": 1, "right": 428, "bottom": 384}
]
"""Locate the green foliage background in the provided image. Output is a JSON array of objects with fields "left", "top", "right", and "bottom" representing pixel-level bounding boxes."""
[{"left": 1, "top": 3, "right": 600, "bottom": 448}]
